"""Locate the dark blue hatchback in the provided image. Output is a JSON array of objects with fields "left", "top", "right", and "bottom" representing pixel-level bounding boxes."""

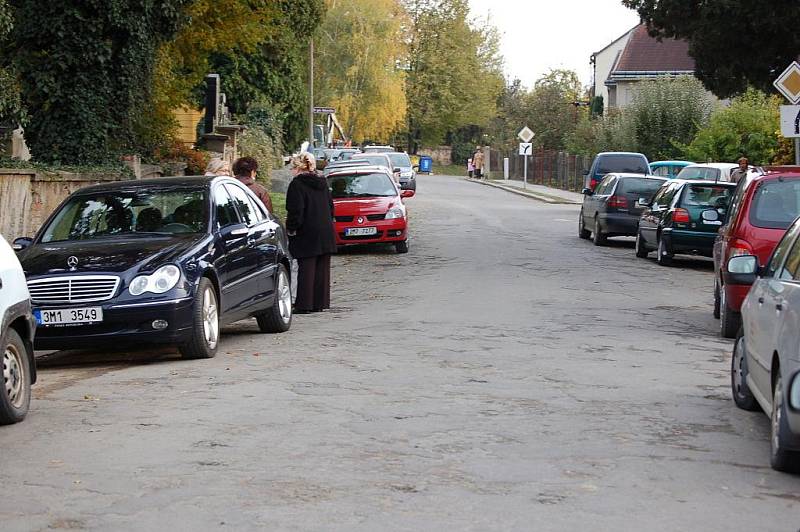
[{"left": 14, "top": 176, "right": 293, "bottom": 359}]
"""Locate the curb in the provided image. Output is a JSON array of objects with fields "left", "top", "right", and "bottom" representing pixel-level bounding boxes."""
[{"left": 464, "top": 178, "right": 582, "bottom": 205}]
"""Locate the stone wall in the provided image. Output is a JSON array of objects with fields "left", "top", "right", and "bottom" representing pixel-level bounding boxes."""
[
  {"left": 0, "top": 169, "right": 128, "bottom": 241},
  {"left": 419, "top": 146, "right": 453, "bottom": 166}
]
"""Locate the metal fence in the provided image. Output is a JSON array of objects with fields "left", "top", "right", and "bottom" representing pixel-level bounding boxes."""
[{"left": 489, "top": 148, "right": 591, "bottom": 192}]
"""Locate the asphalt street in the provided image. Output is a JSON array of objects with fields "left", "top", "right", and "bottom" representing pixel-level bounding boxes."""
[{"left": 2, "top": 174, "right": 799, "bottom": 531}]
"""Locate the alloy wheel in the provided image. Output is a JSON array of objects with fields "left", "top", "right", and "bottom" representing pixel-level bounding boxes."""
[
  {"left": 3, "top": 343, "right": 26, "bottom": 409},
  {"left": 772, "top": 376, "right": 784, "bottom": 459},
  {"left": 202, "top": 287, "right": 219, "bottom": 349},
  {"left": 278, "top": 269, "right": 292, "bottom": 323},
  {"left": 733, "top": 336, "right": 745, "bottom": 396}
]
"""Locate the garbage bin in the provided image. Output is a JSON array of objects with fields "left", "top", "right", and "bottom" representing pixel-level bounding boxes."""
[{"left": 418, "top": 156, "right": 433, "bottom": 174}]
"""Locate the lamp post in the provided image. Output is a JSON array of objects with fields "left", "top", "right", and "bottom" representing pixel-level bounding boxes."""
[{"left": 308, "top": 38, "right": 315, "bottom": 147}]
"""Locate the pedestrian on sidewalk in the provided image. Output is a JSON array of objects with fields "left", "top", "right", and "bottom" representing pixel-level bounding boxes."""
[
  {"left": 204, "top": 157, "right": 232, "bottom": 177},
  {"left": 473, "top": 146, "right": 485, "bottom": 180},
  {"left": 233, "top": 156, "right": 273, "bottom": 213},
  {"left": 285, "top": 152, "right": 337, "bottom": 314},
  {"left": 730, "top": 157, "right": 749, "bottom": 184},
  {"left": 467, "top": 158, "right": 474, "bottom": 178}
]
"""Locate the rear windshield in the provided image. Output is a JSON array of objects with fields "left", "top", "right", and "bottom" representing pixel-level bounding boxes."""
[
  {"left": 353, "top": 154, "right": 390, "bottom": 167},
  {"left": 597, "top": 155, "right": 649, "bottom": 175},
  {"left": 388, "top": 153, "right": 411, "bottom": 167},
  {"left": 618, "top": 178, "right": 664, "bottom": 197},
  {"left": 680, "top": 184, "right": 734, "bottom": 208},
  {"left": 676, "top": 166, "right": 721, "bottom": 181},
  {"left": 328, "top": 172, "right": 397, "bottom": 198},
  {"left": 750, "top": 179, "right": 800, "bottom": 229}
]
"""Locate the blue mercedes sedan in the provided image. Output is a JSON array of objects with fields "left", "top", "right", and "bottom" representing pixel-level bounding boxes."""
[{"left": 13, "top": 176, "right": 293, "bottom": 359}]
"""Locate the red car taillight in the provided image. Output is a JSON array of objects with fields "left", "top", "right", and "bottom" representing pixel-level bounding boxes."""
[
  {"left": 672, "top": 208, "right": 690, "bottom": 223},
  {"left": 729, "top": 238, "right": 754, "bottom": 258},
  {"left": 607, "top": 195, "right": 628, "bottom": 208}
]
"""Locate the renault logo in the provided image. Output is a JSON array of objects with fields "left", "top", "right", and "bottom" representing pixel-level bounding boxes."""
[
  {"left": 357, "top": 217, "right": 364, "bottom": 224},
  {"left": 67, "top": 256, "right": 79, "bottom": 269}
]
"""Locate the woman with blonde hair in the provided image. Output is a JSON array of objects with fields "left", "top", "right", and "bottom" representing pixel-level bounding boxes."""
[
  {"left": 285, "top": 152, "right": 336, "bottom": 313},
  {"left": 204, "top": 157, "right": 232, "bottom": 177}
]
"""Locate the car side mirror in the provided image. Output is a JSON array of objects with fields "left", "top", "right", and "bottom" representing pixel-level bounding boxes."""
[
  {"left": 701, "top": 209, "right": 719, "bottom": 222},
  {"left": 220, "top": 224, "right": 248, "bottom": 240},
  {"left": 12, "top": 237, "right": 32, "bottom": 251},
  {"left": 582, "top": 169, "right": 589, "bottom": 176},
  {"left": 413, "top": 165, "right": 419, "bottom": 171},
  {"left": 637, "top": 198, "right": 650, "bottom": 207},
  {"left": 582, "top": 188, "right": 593, "bottom": 196},
  {"left": 724, "top": 255, "right": 759, "bottom": 286},
  {"left": 401, "top": 189, "right": 415, "bottom": 199}
]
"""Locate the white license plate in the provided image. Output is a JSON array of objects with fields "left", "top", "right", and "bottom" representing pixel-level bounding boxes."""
[
  {"left": 34, "top": 307, "right": 103, "bottom": 326},
  {"left": 345, "top": 227, "right": 377, "bottom": 236}
]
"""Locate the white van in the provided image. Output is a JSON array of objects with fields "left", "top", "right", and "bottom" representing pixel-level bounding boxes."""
[{"left": 0, "top": 236, "right": 36, "bottom": 424}]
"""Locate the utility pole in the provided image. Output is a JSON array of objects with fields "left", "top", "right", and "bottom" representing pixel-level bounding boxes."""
[{"left": 308, "top": 38, "right": 315, "bottom": 147}]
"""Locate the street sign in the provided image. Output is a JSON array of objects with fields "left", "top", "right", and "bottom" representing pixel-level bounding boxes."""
[
  {"left": 780, "top": 105, "right": 800, "bottom": 138},
  {"left": 519, "top": 142, "right": 532, "bottom": 156},
  {"left": 517, "top": 126, "right": 535, "bottom": 143},
  {"left": 313, "top": 107, "right": 336, "bottom": 114},
  {"left": 774, "top": 62, "right": 800, "bottom": 104}
]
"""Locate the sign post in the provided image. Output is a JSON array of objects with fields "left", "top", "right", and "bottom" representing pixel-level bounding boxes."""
[
  {"left": 517, "top": 127, "right": 535, "bottom": 189},
  {"left": 774, "top": 62, "right": 800, "bottom": 165}
]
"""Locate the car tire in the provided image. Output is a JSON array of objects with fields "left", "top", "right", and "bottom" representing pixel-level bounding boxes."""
[
  {"left": 0, "top": 329, "right": 31, "bottom": 425},
  {"left": 180, "top": 277, "right": 219, "bottom": 360},
  {"left": 256, "top": 264, "right": 292, "bottom": 333},
  {"left": 713, "top": 278, "right": 721, "bottom": 319},
  {"left": 592, "top": 218, "right": 606, "bottom": 246},
  {"left": 731, "top": 332, "right": 759, "bottom": 411},
  {"left": 395, "top": 240, "right": 409, "bottom": 254},
  {"left": 770, "top": 372, "right": 800, "bottom": 472},
  {"left": 578, "top": 210, "right": 590, "bottom": 239},
  {"left": 635, "top": 231, "right": 648, "bottom": 258},
  {"left": 719, "top": 285, "right": 741, "bottom": 339},
  {"left": 656, "top": 235, "right": 672, "bottom": 266}
]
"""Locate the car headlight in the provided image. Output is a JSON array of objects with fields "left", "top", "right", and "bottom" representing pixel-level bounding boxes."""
[
  {"left": 385, "top": 206, "right": 406, "bottom": 219},
  {"left": 129, "top": 264, "right": 182, "bottom": 296}
]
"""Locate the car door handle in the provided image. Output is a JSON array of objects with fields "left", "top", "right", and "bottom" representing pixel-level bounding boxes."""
[
  {"left": 758, "top": 297, "right": 765, "bottom": 304},
  {"left": 776, "top": 302, "right": 784, "bottom": 311}
]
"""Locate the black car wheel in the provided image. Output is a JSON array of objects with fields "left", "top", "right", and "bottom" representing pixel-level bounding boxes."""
[
  {"left": 180, "top": 278, "right": 219, "bottom": 359},
  {"left": 656, "top": 236, "right": 672, "bottom": 266},
  {"left": 713, "top": 277, "right": 721, "bottom": 319},
  {"left": 257, "top": 264, "right": 293, "bottom": 333},
  {"left": 0, "top": 329, "right": 31, "bottom": 425},
  {"left": 592, "top": 218, "right": 606, "bottom": 246},
  {"left": 578, "top": 210, "right": 590, "bottom": 240},
  {"left": 731, "top": 332, "right": 759, "bottom": 411},
  {"left": 719, "top": 285, "right": 741, "bottom": 339},
  {"left": 770, "top": 372, "right": 799, "bottom": 472},
  {"left": 395, "top": 240, "right": 409, "bottom": 254},
  {"left": 635, "top": 231, "right": 648, "bottom": 258}
]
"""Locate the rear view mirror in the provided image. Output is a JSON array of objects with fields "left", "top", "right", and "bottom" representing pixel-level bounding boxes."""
[
  {"left": 581, "top": 188, "right": 593, "bottom": 196},
  {"left": 400, "top": 189, "right": 415, "bottom": 198},
  {"left": 12, "top": 237, "right": 33, "bottom": 251},
  {"left": 724, "top": 255, "right": 759, "bottom": 286}
]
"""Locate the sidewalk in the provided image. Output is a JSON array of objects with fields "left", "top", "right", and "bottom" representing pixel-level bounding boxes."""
[{"left": 465, "top": 178, "right": 583, "bottom": 205}]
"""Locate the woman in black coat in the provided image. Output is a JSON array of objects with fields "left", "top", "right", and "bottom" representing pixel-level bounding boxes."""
[{"left": 285, "top": 152, "right": 337, "bottom": 313}]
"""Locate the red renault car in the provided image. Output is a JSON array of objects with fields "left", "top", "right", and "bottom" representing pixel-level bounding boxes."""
[
  {"left": 327, "top": 166, "right": 415, "bottom": 253},
  {"left": 714, "top": 170, "right": 800, "bottom": 337}
]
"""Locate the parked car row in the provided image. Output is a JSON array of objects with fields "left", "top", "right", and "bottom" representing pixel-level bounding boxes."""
[{"left": 580, "top": 151, "right": 800, "bottom": 472}]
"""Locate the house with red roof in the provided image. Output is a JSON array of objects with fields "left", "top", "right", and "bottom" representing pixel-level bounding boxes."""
[{"left": 591, "top": 24, "right": 711, "bottom": 109}]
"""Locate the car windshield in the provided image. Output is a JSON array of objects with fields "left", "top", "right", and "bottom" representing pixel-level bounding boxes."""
[
  {"left": 353, "top": 155, "right": 390, "bottom": 167},
  {"left": 676, "top": 166, "right": 721, "bottom": 180},
  {"left": 40, "top": 189, "right": 207, "bottom": 243},
  {"left": 680, "top": 184, "right": 733, "bottom": 208},
  {"left": 750, "top": 179, "right": 800, "bottom": 229},
  {"left": 388, "top": 153, "right": 411, "bottom": 167},
  {"left": 328, "top": 173, "right": 397, "bottom": 198},
  {"left": 618, "top": 178, "right": 664, "bottom": 197},
  {"left": 597, "top": 155, "right": 649, "bottom": 175}
]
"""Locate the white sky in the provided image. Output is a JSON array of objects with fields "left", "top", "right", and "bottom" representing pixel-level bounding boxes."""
[{"left": 468, "top": 0, "right": 641, "bottom": 89}]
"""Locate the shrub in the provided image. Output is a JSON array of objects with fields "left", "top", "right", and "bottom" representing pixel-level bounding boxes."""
[{"left": 156, "top": 141, "right": 210, "bottom": 175}]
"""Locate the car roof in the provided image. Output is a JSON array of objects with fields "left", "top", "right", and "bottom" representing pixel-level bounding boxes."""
[
  {"left": 666, "top": 179, "right": 737, "bottom": 186},
  {"left": 607, "top": 173, "right": 664, "bottom": 179},
  {"left": 650, "top": 160, "right": 693, "bottom": 166},
  {"left": 73, "top": 176, "right": 216, "bottom": 194},
  {"left": 326, "top": 166, "right": 393, "bottom": 178},
  {"left": 684, "top": 162, "right": 738, "bottom": 169},
  {"left": 596, "top": 152, "right": 647, "bottom": 157}
]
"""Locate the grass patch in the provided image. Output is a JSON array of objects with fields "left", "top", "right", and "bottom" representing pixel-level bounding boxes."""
[
  {"left": 434, "top": 164, "right": 467, "bottom": 176},
  {"left": 271, "top": 191, "right": 287, "bottom": 223}
]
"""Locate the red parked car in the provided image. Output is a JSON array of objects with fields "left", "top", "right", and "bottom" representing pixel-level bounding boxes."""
[
  {"left": 714, "top": 171, "right": 800, "bottom": 337},
  {"left": 327, "top": 166, "right": 415, "bottom": 253}
]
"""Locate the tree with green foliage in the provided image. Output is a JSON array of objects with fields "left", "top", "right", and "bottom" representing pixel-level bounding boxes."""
[
  {"left": 0, "top": 0, "right": 24, "bottom": 128},
  {"left": 404, "top": 0, "right": 504, "bottom": 151},
  {"left": 6, "top": 0, "right": 188, "bottom": 164},
  {"left": 681, "top": 89, "right": 787, "bottom": 165},
  {"left": 621, "top": 0, "right": 800, "bottom": 98}
]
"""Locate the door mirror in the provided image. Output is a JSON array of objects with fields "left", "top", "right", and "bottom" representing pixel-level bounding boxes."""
[
  {"left": 400, "top": 189, "right": 415, "bottom": 198},
  {"left": 701, "top": 209, "right": 719, "bottom": 221},
  {"left": 582, "top": 169, "right": 589, "bottom": 176},
  {"left": 221, "top": 224, "right": 248, "bottom": 240},
  {"left": 724, "top": 255, "right": 759, "bottom": 286},
  {"left": 581, "top": 188, "right": 593, "bottom": 196},
  {"left": 12, "top": 237, "right": 32, "bottom": 251},
  {"left": 413, "top": 165, "right": 419, "bottom": 171},
  {"left": 637, "top": 198, "right": 650, "bottom": 207}
]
